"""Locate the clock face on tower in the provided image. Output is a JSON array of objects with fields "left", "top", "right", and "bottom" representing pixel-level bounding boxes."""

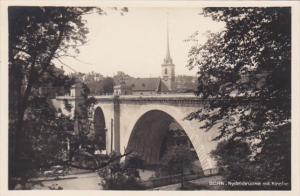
[{"left": 163, "top": 76, "right": 169, "bottom": 81}]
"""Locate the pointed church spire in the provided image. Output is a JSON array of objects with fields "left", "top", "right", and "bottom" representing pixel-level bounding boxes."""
[
  {"left": 161, "top": 12, "right": 175, "bottom": 91},
  {"left": 164, "top": 14, "right": 173, "bottom": 64}
]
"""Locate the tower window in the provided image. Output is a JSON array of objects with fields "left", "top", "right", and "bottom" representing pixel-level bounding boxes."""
[{"left": 165, "top": 68, "right": 168, "bottom": 74}]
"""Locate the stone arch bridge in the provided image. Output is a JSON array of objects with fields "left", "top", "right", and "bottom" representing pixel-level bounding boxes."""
[{"left": 53, "top": 94, "right": 220, "bottom": 175}]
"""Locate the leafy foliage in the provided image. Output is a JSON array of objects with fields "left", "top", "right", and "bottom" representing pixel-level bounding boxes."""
[
  {"left": 8, "top": 6, "right": 100, "bottom": 187},
  {"left": 101, "top": 77, "right": 115, "bottom": 94},
  {"left": 9, "top": 97, "right": 74, "bottom": 179},
  {"left": 211, "top": 140, "right": 254, "bottom": 189},
  {"left": 8, "top": 6, "right": 131, "bottom": 190},
  {"left": 85, "top": 76, "right": 115, "bottom": 95},
  {"left": 99, "top": 152, "right": 145, "bottom": 190},
  {"left": 187, "top": 7, "right": 291, "bottom": 187},
  {"left": 160, "top": 146, "right": 193, "bottom": 175},
  {"left": 160, "top": 146, "right": 194, "bottom": 188}
]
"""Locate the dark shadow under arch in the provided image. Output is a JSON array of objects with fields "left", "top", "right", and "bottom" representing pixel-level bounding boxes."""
[
  {"left": 126, "top": 110, "right": 201, "bottom": 169},
  {"left": 94, "top": 107, "right": 106, "bottom": 150}
]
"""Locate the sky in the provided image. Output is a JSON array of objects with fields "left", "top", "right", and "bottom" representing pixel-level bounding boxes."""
[{"left": 59, "top": 7, "right": 225, "bottom": 77}]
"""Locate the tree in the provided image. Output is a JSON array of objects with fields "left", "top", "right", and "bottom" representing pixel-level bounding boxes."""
[
  {"left": 113, "top": 71, "right": 133, "bottom": 84},
  {"left": 211, "top": 140, "right": 255, "bottom": 190},
  {"left": 9, "top": 6, "right": 95, "bottom": 126},
  {"left": 8, "top": 6, "right": 102, "bottom": 188},
  {"left": 85, "top": 76, "right": 116, "bottom": 95},
  {"left": 8, "top": 6, "right": 131, "bottom": 190},
  {"left": 99, "top": 152, "right": 145, "bottom": 190},
  {"left": 160, "top": 146, "right": 193, "bottom": 188},
  {"left": 186, "top": 7, "right": 291, "bottom": 188},
  {"left": 10, "top": 97, "right": 75, "bottom": 180},
  {"left": 101, "top": 77, "right": 114, "bottom": 94}
]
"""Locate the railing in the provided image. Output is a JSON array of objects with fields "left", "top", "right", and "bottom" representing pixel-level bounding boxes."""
[
  {"left": 141, "top": 173, "right": 202, "bottom": 188},
  {"left": 141, "top": 168, "right": 220, "bottom": 189}
]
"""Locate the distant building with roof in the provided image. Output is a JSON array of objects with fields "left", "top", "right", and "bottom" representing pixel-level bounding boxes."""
[{"left": 114, "top": 77, "right": 169, "bottom": 96}]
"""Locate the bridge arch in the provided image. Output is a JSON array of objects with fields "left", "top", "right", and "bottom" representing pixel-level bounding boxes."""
[
  {"left": 126, "top": 109, "right": 202, "bottom": 168},
  {"left": 120, "top": 104, "right": 218, "bottom": 171},
  {"left": 93, "top": 107, "right": 106, "bottom": 150}
]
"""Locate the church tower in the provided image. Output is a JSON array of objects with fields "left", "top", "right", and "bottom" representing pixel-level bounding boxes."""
[{"left": 161, "top": 19, "right": 175, "bottom": 91}]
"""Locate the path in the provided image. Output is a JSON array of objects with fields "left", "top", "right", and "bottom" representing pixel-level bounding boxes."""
[{"left": 32, "top": 172, "right": 103, "bottom": 190}]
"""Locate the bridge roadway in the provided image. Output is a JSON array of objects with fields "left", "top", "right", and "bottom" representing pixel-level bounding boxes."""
[{"left": 53, "top": 93, "right": 219, "bottom": 175}]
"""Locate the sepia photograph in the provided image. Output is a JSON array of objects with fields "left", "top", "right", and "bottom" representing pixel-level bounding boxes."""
[{"left": 0, "top": 0, "right": 299, "bottom": 194}]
